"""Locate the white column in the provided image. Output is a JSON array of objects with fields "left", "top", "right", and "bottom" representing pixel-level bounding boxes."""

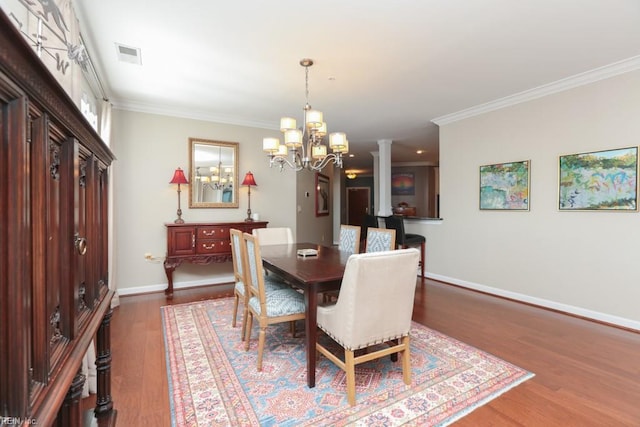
[
  {"left": 370, "top": 151, "right": 379, "bottom": 215},
  {"left": 377, "top": 139, "right": 393, "bottom": 217}
]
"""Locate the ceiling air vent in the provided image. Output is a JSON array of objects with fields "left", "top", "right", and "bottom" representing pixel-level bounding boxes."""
[{"left": 115, "top": 43, "right": 142, "bottom": 65}]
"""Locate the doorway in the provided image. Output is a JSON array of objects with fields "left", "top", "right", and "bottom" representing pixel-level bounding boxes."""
[{"left": 346, "top": 187, "right": 371, "bottom": 225}]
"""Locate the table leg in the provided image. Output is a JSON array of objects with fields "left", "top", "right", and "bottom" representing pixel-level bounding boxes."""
[
  {"left": 163, "top": 259, "right": 178, "bottom": 299},
  {"left": 304, "top": 286, "right": 318, "bottom": 388}
]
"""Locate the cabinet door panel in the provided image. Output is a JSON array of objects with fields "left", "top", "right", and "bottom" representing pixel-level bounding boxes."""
[{"left": 168, "top": 227, "right": 196, "bottom": 256}]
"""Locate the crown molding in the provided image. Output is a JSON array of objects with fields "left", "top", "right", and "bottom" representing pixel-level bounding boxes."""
[
  {"left": 111, "top": 99, "right": 278, "bottom": 130},
  {"left": 432, "top": 55, "right": 640, "bottom": 126}
]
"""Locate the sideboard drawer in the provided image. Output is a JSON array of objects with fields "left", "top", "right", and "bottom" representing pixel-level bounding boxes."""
[
  {"left": 198, "top": 226, "right": 230, "bottom": 239},
  {"left": 196, "top": 239, "right": 231, "bottom": 254}
]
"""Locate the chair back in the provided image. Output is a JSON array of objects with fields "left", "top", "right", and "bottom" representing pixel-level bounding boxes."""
[
  {"left": 365, "top": 227, "right": 396, "bottom": 252},
  {"left": 242, "top": 232, "right": 268, "bottom": 310},
  {"left": 383, "top": 215, "right": 406, "bottom": 246},
  {"left": 324, "top": 249, "right": 420, "bottom": 350},
  {"left": 361, "top": 214, "right": 379, "bottom": 239},
  {"left": 229, "top": 228, "right": 246, "bottom": 285},
  {"left": 338, "top": 225, "right": 361, "bottom": 254},
  {"left": 252, "top": 227, "right": 294, "bottom": 246}
]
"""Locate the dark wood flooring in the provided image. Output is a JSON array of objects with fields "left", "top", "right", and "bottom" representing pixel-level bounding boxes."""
[{"left": 83, "top": 279, "right": 640, "bottom": 426}]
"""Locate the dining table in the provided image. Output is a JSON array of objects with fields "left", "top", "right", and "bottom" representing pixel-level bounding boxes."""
[{"left": 260, "top": 242, "right": 351, "bottom": 388}]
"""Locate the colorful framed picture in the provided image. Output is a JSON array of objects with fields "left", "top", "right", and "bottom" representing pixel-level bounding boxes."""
[
  {"left": 315, "top": 173, "right": 330, "bottom": 216},
  {"left": 479, "top": 160, "right": 530, "bottom": 210},
  {"left": 392, "top": 173, "right": 415, "bottom": 195},
  {"left": 559, "top": 146, "right": 638, "bottom": 211}
]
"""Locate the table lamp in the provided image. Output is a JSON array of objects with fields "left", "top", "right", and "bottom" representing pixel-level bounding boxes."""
[
  {"left": 241, "top": 171, "right": 257, "bottom": 222},
  {"left": 169, "top": 167, "right": 189, "bottom": 224}
]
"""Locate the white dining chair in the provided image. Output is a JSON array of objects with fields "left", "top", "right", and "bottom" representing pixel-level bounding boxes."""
[
  {"left": 252, "top": 227, "right": 294, "bottom": 246},
  {"left": 316, "top": 248, "right": 420, "bottom": 405}
]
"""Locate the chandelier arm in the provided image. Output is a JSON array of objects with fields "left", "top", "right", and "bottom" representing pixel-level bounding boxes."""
[
  {"left": 310, "top": 153, "right": 343, "bottom": 171},
  {"left": 269, "top": 154, "right": 303, "bottom": 172}
]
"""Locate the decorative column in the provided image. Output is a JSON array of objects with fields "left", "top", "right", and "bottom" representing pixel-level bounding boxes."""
[
  {"left": 59, "top": 370, "right": 85, "bottom": 426},
  {"left": 370, "top": 151, "right": 380, "bottom": 215},
  {"left": 377, "top": 139, "right": 393, "bottom": 217},
  {"left": 95, "top": 309, "right": 114, "bottom": 416}
]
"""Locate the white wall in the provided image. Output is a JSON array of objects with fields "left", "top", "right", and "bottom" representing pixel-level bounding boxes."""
[
  {"left": 406, "top": 70, "right": 640, "bottom": 329},
  {"left": 111, "top": 110, "right": 297, "bottom": 293}
]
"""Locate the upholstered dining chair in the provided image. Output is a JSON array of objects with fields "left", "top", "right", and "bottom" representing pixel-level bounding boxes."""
[
  {"left": 384, "top": 215, "right": 426, "bottom": 282},
  {"left": 230, "top": 229, "right": 287, "bottom": 340},
  {"left": 365, "top": 227, "right": 396, "bottom": 253},
  {"left": 242, "top": 232, "right": 306, "bottom": 371},
  {"left": 316, "top": 248, "right": 420, "bottom": 406},
  {"left": 323, "top": 224, "right": 362, "bottom": 303},
  {"left": 252, "top": 227, "right": 294, "bottom": 246},
  {"left": 338, "top": 224, "right": 361, "bottom": 254},
  {"left": 361, "top": 213, "right": 379, "bottom": 251}
]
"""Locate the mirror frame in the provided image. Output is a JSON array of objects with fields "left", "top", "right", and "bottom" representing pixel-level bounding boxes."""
[{"left": 188, "top": 138, "right": 239, "bottom": 208}]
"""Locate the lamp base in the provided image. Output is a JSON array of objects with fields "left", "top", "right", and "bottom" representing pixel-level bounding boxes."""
[
  {"left": 244, "top": 218, "right": 254, "bottom": 222},
  {"left": 174, "top": 218, "right": 185, "bottom": 224}
]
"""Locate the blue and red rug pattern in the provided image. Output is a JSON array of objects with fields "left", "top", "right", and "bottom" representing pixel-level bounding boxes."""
[{"left": 162, "top": 298, "right": 533, "bottom": 426}]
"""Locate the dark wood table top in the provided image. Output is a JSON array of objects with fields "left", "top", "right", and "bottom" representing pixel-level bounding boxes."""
[{"left": 260, "top": 243, "right": 350, "bottom": 286}]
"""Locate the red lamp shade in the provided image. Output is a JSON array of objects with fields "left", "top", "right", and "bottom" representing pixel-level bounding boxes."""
[
  {"left": 241, "top": 171, "right": 257, "bottom": 186},
  {"left": 169, "top": 167, "right": 189, "bottom": 184}
]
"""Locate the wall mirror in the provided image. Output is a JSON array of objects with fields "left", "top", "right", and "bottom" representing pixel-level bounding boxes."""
[{"left": 189, "top": 138, "right": 239, "bottom": 208}]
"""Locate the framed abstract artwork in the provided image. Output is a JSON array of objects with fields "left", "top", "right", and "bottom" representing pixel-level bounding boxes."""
[
  {"left": 391, "top": 173, "right": 415, "bottom": 195},
  {"left": 479, "top": 160, "right": 530, "bottom": 210},
  {"left": 558, "top": 146, "right": 638, "bottom": 211},
  {"left": 315, "top": 173, "right": 330, "bottom": 216}
]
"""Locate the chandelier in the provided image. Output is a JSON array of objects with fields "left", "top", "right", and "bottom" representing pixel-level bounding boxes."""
[{"left": 263, "top": 58, "right": 348, "bottom": 171}]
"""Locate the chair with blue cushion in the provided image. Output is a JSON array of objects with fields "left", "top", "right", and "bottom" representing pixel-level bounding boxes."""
[
  {"left": 243, "top": 232, "right": 306, "bottom": 371},
  {"left": 365, "top": 227, "right": 396, "bottom": 253},
  {"left": 230, "top": 228, "right": 287, "bottom": 340},
  {"left": 338, "top": 224, "right": 361, "bottom": 254},
  {"left": 361, "top": 214, "right": 379, "bottom": 251},
  {"left": 384, "top": 215, "right": 426, "bottom": 283}
]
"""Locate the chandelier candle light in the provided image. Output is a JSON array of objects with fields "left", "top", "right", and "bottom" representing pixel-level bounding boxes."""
[
  {"left": 263, "top": 58, "right": 348, "bottom": 172},
  {"left": 169, "top": 167, "right": 189, "bottom": 224}
]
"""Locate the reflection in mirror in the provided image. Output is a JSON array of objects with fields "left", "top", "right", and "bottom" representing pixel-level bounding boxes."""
[{"left": 189, "top": 138, "right": 239, "bottom": 208}]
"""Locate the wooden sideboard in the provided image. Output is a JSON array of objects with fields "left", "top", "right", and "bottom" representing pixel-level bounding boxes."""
[
  {"left": 0, "top": 10, "right": 116, "bottom": 426},
  {"left": 164, "top": 221, "right": 268, "bottom": 297}
]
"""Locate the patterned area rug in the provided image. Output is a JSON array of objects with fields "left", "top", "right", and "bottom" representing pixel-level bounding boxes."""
[{"left": 161, "top": 298, "right": 533, "bottom": 426}]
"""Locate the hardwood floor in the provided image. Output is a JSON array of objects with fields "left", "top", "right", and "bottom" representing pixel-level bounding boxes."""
[{"left": 83, "top": 280, "right": 640, "bottom": 426}]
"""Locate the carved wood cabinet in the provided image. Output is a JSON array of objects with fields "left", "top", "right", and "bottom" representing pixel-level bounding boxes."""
[
  {"left": 0, "top": 11, "right": 116, "bottom": 426},
  {"left": 164, "top": 221, "right": 268, "bottom": 297}
]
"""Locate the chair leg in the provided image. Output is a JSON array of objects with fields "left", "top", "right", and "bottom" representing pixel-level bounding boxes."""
[
  {"left": 402, "top": 336, "right": 411, "bottom": 385},
  {"left": 345, "top": 349, "right": 357, "bottom": 406},
  {"left": 419, "top": 241, "right": 425, "bottom": 283},
  {"left": 240, "top": 304, "right": 248, "bottom": 341},
  {"left": 244, "top": 313, "right": 253, "bottom": 351},
  {"left": 232, "top": 294, "right": 239, "bottom": 327},
  {"left": 257, "top": 327, "right": 266, "bottom": 371}
]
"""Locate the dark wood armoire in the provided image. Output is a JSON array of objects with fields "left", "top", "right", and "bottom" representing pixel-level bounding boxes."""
[{"left": 0, "top": 10, "right": 117, "bottom": 427}]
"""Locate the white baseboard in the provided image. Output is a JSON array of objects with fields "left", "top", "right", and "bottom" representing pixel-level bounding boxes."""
[
  {"left": 425, "top": 273, "right": 640, "bottom": 332},
  {"left": 118, "top": 275, "right": 235, "bottom": 297}
]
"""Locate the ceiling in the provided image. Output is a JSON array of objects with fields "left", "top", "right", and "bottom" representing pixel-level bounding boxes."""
[{"left": 74, "top": 1, "right": 640, "bottom": 175}]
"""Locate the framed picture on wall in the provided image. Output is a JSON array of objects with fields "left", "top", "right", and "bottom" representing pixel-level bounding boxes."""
[
  {"left": 558, "top": 146, "right": 638, "bottom": 211},
  {"left": 315, "top": 173, "right": 330, "bottom": 216},
  {"left": 479, "top": 160, "right": 530, "bottom": 210},
  {"left": 392, "top": 172, "right": 415, "bottom": 195}
]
